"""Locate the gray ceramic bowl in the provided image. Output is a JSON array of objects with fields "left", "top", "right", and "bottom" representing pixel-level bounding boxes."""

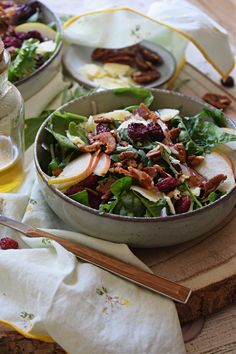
[
  {"left": 14, "top": 1, "right": 62, "bottom": 100},
  {"left": 34, "top": 89, "right": 236, "bottom": 247}
]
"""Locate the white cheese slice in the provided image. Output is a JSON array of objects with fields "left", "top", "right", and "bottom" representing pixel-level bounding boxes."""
[
  {"left": 158, "top": 109, "right": 180, "bottom": 122},
  {"left": 131, "top": 186, "right": 164, "bottom": 202},
  {"left": 103, "top": 63, "right": 133, "bottom": 77},
  {"left": 164, "top": 196, "right": 176, "bottom": 214},
  {"left": 93, "top": 110, "right": 131, "bottom": 122},
  {"left": 36, "top": 40, "right": 56, "bottom": 54}
]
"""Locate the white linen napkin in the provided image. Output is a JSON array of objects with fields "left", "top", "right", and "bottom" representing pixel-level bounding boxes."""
[
  {"left": 0, "top": 149, "right": 186, "bottom": 353},
  {"left": 63, "top": 0, "right": 235, "bottom": 79}
]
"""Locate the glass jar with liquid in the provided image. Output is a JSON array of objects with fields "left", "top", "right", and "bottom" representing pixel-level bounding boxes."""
[{"left": 0, "top": 39, "right": 24, "bottom": 192}]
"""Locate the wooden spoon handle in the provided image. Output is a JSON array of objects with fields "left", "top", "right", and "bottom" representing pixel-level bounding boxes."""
[{"left": 27, "top": 228, "right": 191, "bottom": 303}]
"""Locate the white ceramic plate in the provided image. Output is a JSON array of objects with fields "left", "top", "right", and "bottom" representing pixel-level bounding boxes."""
[{"left": 63, "top": 40, "right": 176, "bottom": 89}]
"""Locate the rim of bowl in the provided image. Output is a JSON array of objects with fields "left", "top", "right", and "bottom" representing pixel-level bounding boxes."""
[
  {"left": 14, "top": 1, "right": 63, "bottom": 87},
  {"left": 34, "top": 88, "right": 236, "bottom": 223}
]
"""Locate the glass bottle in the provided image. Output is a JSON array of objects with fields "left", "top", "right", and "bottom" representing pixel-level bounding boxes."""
[{"left": 0, "top": 39, "right": 25, "bottom": 192}]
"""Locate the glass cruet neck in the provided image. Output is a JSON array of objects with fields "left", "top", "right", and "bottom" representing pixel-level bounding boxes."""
[{"left": 0, "top": 42, "right": 10, "bottom": 97}]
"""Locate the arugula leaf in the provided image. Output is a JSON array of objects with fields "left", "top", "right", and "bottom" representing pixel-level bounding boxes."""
[
  {"left": 70, "top": 190, "right": 90, "bottom": 206},
  {"left": 99, "top": 199, "right": 118, "bottom": 214},
  {"left": 173, "top": 114, "right": 236, "bottom": 155},
  {"left": 8, "top": 39, "right": 39, "bottom": 82},
  {"left": 114, "top": 88, "right": 154, "bottom": 108},
  {"left": 111, "top": 177, "right": 133, "bottom": 197},
  {"left": 25, "top": 110, "right": 53, "bottom": 149}
]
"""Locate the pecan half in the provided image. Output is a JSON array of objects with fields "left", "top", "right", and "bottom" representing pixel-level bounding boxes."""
[
  {"left": 202, "top": 93, "right": 231, "bottom": 109},
  {"left": 93, "top": 132, "right": 116, "bottom": 154},
  {"left": 146, "top": 145, "right": 163, "bottom": 159},
  {"left": 119, "top": 151, "right": 138, "bottom": 160},
  {"left": 187, "top": 155, "right": 205, "bottom": 167},
  {"left": 131, "top": 70, "right": 160, "bottom": 84},
  {"left": 135, "top": 54, "right": 153, "bottom": 71},
  {"left": 91, "top": 48, "right": 113, "bottom": 61},
  {"left": 127, "top": 167, "right": 154, "bottom": 190},
  {"left": 169, "top": 127, "right": 180, "bottom": 141},
  {"left": 203, "top": 174, "right": 227, "bottom": 197},
  {"left": 96, "top": 177, "right": 116, "bottom": 202},
  {"left": 138, "top": 103, "right": 159, "bottom": 122},
  {"left": 143, "top": 165, "right": 168, "bottom": 179},
  {"left": 139, "top": 45, "right": 163, "bottom": 65},
  {"left": 103, "top": 54, "right": 134, "bottom": 65},
  {"left": 174, "top": 143, "right": 186, "bottom": 163},
  {"left": 94, "top": 117, "right": 114, "bottom": 124}
]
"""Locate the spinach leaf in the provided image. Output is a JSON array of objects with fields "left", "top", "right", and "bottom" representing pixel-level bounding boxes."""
[
  {"left": 201, "top": 107, "right": 226, "bottom": 127},
  {"left": 113, "top": 191, "right": 146, "bottom": 217},
  {"left": 133, "top": 192, "right": 167, "bottom": 217},
  {"left": 111, "top": 177, "right": 133, "bottom": 197},
  {"left": 45, "top": 128, "right": 77, "bottom": 150},
  {"left": 70, "top": 190, "right": 90, "bottom": 206},
  {"left": 68, "top": 122, "right": 88, "bottom": 144},
  {"left": 99, "top": 199, "right": 118, "bottom": 214},
  {"left": 114, "top": 88, "right": 154, "bottom": 108}
]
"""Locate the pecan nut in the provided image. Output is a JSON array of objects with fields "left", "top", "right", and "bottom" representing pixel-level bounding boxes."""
[
  {"left": 202, "top": 93, "right": 231, "bottom": 109},
  {"left": 94, "top": 117, "right": 114, "bottom": 124},
  {"left": 131, "top": 70, "right": 161, "bottom": 84},
  {"left": 91, "top": 48, "right": 113, "bottom": 61},
  {"left": 103, "top": 54, "right": 134, "bottom": 65},
  {"left": 135, "top": 54, "right": 153, "bottom": 71},
  {"left": 203, "top": 174, "right": 227, "bottom": 197},
  {"left": 169, "top": 127, "right": 180, "bottom": 141},
  {"left": 139, "top": 45, "right": 163, "bottom": 65},
  {"left": 187, "top": 155, "right": 205, "bottom": 167},
  {"left": 93, "top": 131, "right": 116, "bottom": 154},
  {"left": 119, "top": 151, "right": 138, "bottom": 160}
]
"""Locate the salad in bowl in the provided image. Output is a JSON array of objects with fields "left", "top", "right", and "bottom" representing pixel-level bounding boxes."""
[
  {"left": 44, "top": 88, "right": 236, "bottom": 218},
  {"left": 0, "top": 1, "right": 61, "bottom": 84}
]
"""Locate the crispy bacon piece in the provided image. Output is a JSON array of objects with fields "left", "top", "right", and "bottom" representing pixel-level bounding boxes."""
[
  {"left": 203, "top": 174, "right": 227, "bottom": 197},
  {"left": 93, "top": 132, "right": 116, "bottom": 154}
]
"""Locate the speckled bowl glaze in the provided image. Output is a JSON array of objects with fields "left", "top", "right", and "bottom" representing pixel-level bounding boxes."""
[
  {"left": 15, "top": 1, "right": 62, "bottom": 100},
  {"left": 34, "top": 89, "right": 236, "bottom": 247}
]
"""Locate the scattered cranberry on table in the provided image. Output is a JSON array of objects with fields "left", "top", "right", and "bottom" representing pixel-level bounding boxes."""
[
  {"left": 220, "top": 76, "right": 234, "bottom": 88},
  {"left": 0, "top": 237, "right": 19, "bottom": 250}
]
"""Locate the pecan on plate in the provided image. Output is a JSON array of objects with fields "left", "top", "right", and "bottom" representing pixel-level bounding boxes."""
[
  {"left": 116, "top": 45, "right": 139, "bottom": 57},
  {"left": 139, "top": 45, "right": 163, "bottom": 65},
  {"left": 202, "top": 93, "right": 231, "bottom": 109},
  {"left": 96, "top": 177, "right": 116, "bottom": 202},
  {"left": 119, "top": 151, "right": 138, "bottom": 161},
  {"left": 135, "top": 54, "right": 153, "bottom": 71},
  {"left": 102, "top": 54, "right": 134, "bottom": 65},
  {"left": 131, "top": 70, "right": 161, "bottom": 84},
  {"left": 203, "top": 174, "right": 227, "bottom": 197},
  {"left": 91, "top": 48, "right": 113, "bottom": 61},
  {"left": 127, "top": 167, "right": 154, "bottom": 190}
]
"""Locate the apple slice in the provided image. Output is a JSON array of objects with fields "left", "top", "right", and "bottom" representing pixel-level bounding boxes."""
[
  {"left": 93, "top": 153, "right": 111, "bottom": 176},
  {"left": 195, "top": 150, "right": 235, "bottom": 192},
  {"left": 56, "top": 150, "right": 100, "bottom": 190},
  {"left": 131, "top": 186, "right": 164, "bottom": 202},
  {"left": 48, "top": 153, "right": 92, "bottom": 185}
]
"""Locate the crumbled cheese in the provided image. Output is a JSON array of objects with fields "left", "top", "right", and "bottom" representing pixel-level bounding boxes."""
[{"left": 167, "top": 188, "right": 181, "bottom": 200}]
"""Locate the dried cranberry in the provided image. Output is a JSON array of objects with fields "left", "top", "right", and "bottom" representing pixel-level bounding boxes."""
[
  {"left": 220, "top": 76, "right": 234, "bottom": 88},
  {"left": 87, "top": 190, "right": 102, "bottom": 209},
  {"left": 10, "top": 2, "right": 39, "bottom": 25},
  {"left": 3, "top": 36, "right": 22, "bottom": 48},
  {"left": 175, "top": 196, "right": 191, "bottom": 214},
  {"left": 25, "top": 30, "right": 44, "bottom": 42},
  {"left": 127, "top": 123, "right": 149, "bottom": 141},
  {"left": 96, "top": 124, "right": 110, "bottom": 134},
  {"left": 147, "top": 122, "right": 164, "bottom": 141},
  {"left": 15, "top": 31, "right": 28, "bottom": 40},
  {"left": 66, "top": 175, "right": 100, "bottom": 195},
  {"left": 0, "top": 237, "right": 19, "bottom": 250},
  {"left": 157, "top": 176, "right": 177, "bottom": 193}
]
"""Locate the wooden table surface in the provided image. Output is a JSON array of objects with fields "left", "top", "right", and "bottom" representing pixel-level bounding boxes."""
[{"left": 1, "top": 1, "right": 236, "bottom": 353}]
